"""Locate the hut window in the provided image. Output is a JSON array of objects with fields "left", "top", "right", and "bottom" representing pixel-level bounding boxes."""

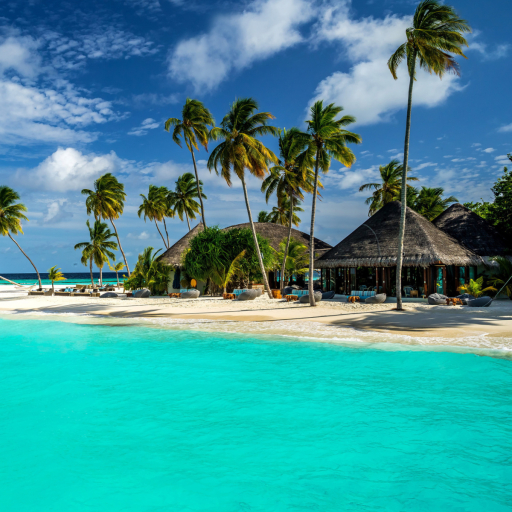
[{"left": 435, "top": 267, "right": 444, "bottom": 295}]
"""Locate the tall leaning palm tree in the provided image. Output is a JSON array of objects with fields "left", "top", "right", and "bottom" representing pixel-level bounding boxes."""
[
  {"left": 82, "top": 173, "right": 131, "bottom": 275},
  {"left": 138, "top": 185, "right": 169, "bottom": 249},
  {"left": 208, "top": 98, "right": 279, "bottom": 299},
  {"left": 388, "top": 0, "right": 470, "bottom": 310},
  {"left": 359, "top": 160, "right": 418, "bottom": 216},
  {"left": 165, "top": 99, "right": 215, "bottom": 227},
  {"left": 0, "top": 186, "right": 42, "bottom": 288},
  {"left": 305, "top": 101, "right": 361, "bottom": 306},
  {"left": 261, "top": 127, "right": 317, "bottom": 293},
  {"left": 168, "top": 172, "right": 207, "bottom": 231},
  {"left": 74, "top": 220, "right": 118, "bottom": 287}
]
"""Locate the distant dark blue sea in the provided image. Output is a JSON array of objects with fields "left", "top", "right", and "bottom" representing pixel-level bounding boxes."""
[{"left": 0, "top": 272, "right": 121, "bottom": 285}]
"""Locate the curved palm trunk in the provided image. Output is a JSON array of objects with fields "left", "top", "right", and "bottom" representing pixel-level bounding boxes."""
[
  {"left": 162, "top": 218, "right": 170, "bottom": 248},
  {"left": 8, "top": 234, "right": 42, "bottom": 289},
  {"left": 99, "top": 265, "right": 102, "bottom": 287},
  {"left": 115, "top": 271, "right": 120, "bottom": 287},
  {"left": 241, "top": 175, "right": 273, "bottom": 300},
  {"left": 110, "top": 218, "right": 130, "bottom": 276},
  {"left": 185, "top": 210, "right": 191, "bottom": 231},
  {"left": 280, "top": 199, "right": 294, "bottom": 295},
  {"left": 396, "top": 58, "right": 416, "bottom": 311},
  {"left": 189, "top": 146, "right": 207, "bottom": 227},
  {"left": 89, "top": 257, "right": 94, "bottom": 287},
  {"left": 154, "top": 220, "right": 168, "bottom": 249},
  {"left": 308, "top": 151, "right": 321, "bottom": 306},
  {"left": 51, "top": 281, "right": 55, "bottom": 293}
]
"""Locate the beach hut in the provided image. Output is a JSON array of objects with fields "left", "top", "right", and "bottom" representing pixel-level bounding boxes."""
[
  {"left": 222, "top": 222, "right": 332, "bottom": 288},
  {"left": 315, "top": 201, "right": 484, "bottom": 298},
  {"left": 433, "top": 203, "right": 510, "bottom": 275}
]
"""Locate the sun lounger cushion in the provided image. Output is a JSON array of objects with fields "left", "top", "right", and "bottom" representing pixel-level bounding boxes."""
[
  {"left": 133, "top": 289, "right": 151, "bottom": 298},
  {"left": 365, "top": 293, "right": 387, "bottom": 304},
  {"left": 428, "top": 293, "right": 448, "bottom": 306},
  {"left": 456, "top": 293, "right": 476, "bottom": 305},
  {"left": 350, "top": 290, "right": 376, "bottom": 298},
  {"left": 292, "top": 290, "right": 309, "bottom": 297},
  {"left": 467, "top": 296, "right": 492, "bottom": 308},
  {"left": 299, "top": 292, "right": 323, "bottom": 304},
  {"left": 181, "top": 290, "right": 200, "bottom": 299},
  {"left": 322, "top": 290, "right": 336, "bottom": 300},
  {"left": 237, "top": 290, "right": 259, "bottom": 301},
  {"left": 100, "top": 292, "right": 118, "bottom": 298}
]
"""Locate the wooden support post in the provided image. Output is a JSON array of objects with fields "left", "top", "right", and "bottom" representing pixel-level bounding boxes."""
[
  {"left": 376, "top": 267, "right": 379, "bottom": 293},
  {"left": 423, "top": 268, "right": 428, "bottom": 297}
]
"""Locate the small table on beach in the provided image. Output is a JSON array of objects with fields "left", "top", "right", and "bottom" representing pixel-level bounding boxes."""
[{"left": 285, "top": 294, "right": 299, "bottom": 302}]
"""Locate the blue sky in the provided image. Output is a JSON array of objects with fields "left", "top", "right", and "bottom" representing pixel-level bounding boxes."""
[{"left": 0, "top": 0, "right": 510, "bottom": 273}]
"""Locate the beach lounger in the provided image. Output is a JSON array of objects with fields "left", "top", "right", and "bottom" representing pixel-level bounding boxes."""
[
  {"left": 54, "top": 292, "right": 71, "bottom": 296},
  {"left": 29, "top": 291, "right": 45, "bottom": 296}
]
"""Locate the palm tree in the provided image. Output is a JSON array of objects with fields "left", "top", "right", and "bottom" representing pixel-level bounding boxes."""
[
  {"left": 211, "top": 250, "right": 246, "bottom": 294},
  {"left": 0, "top": 186, "right": 42, "bottom": 288},
  {"left": 168, "top": 172, "right": 207, "bottom": 230},
  {"left": 208, "top": 97, "right": 279, "bottom": 299},
  {"left": 74, "top": 220, "right": 118, "bottom": 287},
  {"left": 261, "top": 127, "right": 317, "bottom": 293},
  {"left": 124, "top": 247, "right": 171, "bottom": 295},
  {"left": 388, "top": 0, "right": 470, "bottom": 310},
  {"left": 48, "top": 266, "right": 65, "bottom": 293},
  {"left": 138, "top": 185, "right": 169, "bottom": 249},
  {"left": 81, "top": 173, "right": 131, "bottom": 275},
  {"left": 165, "top": 99, "right": 214, "bottom": 227},
  {"left": 107, "top": 261, "right": 126, "bottom": 287},
  {"left": 275, "top": 237, "right": 309, "bottom": 287},
  {"left": 268, "top": 197, "right": 304, "bottom": 226},
  {"left": 411, "top": 186, "right": 458, "bottom": 221},
  {"left": 304, "top": 101, "right": 361, "bottom": 305},
  {"left": 488, "top": 257, "right": 512, "bottom": 299},
  {"left": 258, "top": 211, "right": 272, "bottom": 223},
  {"left": 359, "top": 160, "right": 418, "bottom": 215}
]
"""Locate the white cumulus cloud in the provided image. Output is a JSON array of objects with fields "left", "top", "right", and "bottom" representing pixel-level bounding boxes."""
[
  {"left": 128, "top": 118, "right": 160, "bottom": 136},
  {"left": 16, "top": 148, "right": 127, "bottom": 192},
  {"left": 168, "top": 0, "right": 314, "bottom": 91}
]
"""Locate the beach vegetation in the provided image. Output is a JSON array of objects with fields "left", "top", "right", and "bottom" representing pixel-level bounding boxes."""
[
  {"left": 124, "top": 247, "right": 171, "bottom": 295},
  {"left": 487, "top": 257, "right": 512, "bottom": 298},
  {"left": 138, "top": 185, "right": 172, "bottom": 249},
  {"left": 359, "top": 160, "right": 418, "bottom": 216},
  {"left": 165, "top": 99, "right": 215, "bottom": 227},
  {"left": 0, "top": 186, "right": 42, "bottom": 288},
  {"left": 388, "top": 0, "right": 471, "bottom": 310},
  {"left": 275, "top": 237, "right": 309, "bottom": 285},
  {"left": 107, "top": 261, "right": 126, "bottom": 287},
  {"left": 47, "top": 266, "right": 66, "bottom": 293},
  {"left": 74, "top": 220, "right": 118, "bottom": 287},
  {"left": 167, "top": 172, "right": 206, "bottom": 231},
  {"left": 262, "top": 127, "right": 317, "bottom": 294},
  {"left": 208, "top": 97, "right": 278, "bottom": 299},
  {"left": 409, "top": 186, "right": 458, "bottom": 221},
  {"left": 257, "top": 211, "right": 272, "bottom": 223},
  {"left": 81, "top": 173, "right": 131, "bottom": 276},
  {"left": 211, "top": 250, "right": 246, "bottom": 294},
  {"left": 304, "top": 100, "right": 361, "bottom": 306},
  {"left": 458, "top": 277, "right": 496, "bottom": 298},
  {"left": 184, "top": 226, "right": 275, "bottom": 293}
]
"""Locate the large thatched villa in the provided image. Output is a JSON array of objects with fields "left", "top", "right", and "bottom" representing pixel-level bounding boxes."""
[
  {"left": 315, "top": 201, "right": 488, "bottom": 298},
  {"left": 159, "top": 222, "right": 332, "bottom": 292}
]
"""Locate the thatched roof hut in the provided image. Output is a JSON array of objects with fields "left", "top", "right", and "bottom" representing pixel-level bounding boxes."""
[
  {"left": 316, "top": 201, "right": 484, "bottom": 268},
  {"left": 159, "top": 223, "right": 204, "bottom": 267},
  {"left": 433, "top": 203, "right": 509, "bottom": 260},
  {"left": 159, "top": 221, "right": 332, "bottom": 267},
  {"left": 222, "top": 222, "right": 332, "bottom": 256}
]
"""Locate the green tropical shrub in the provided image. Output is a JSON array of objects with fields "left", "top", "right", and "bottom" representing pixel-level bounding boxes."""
[
  {"left": 124, "top": 247, "right": 172, "bottom": 295},
  {"left": 459, "top": 277, "right": 496, "bottom": 298}
]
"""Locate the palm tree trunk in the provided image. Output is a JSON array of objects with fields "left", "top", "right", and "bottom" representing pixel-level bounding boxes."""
[
  {"left": 396, "top": 57, "right": 416, "bottom": 311},
  {"left": 154, "top": 220, "right": 168, "bottom": 249},
  {"left": 116, "top": 271, "right": 119, "bottom": 287},
  {"left": 241, "top": 175, "right": 273, "bottom": 300},
  {"left": 8, "top": 234, "right": 42, "bottom": 289},
  {"left": 52, "top": 281, "right": 55, "bottom": 293},
  {"left": 185, "top": 210, "right": 191, "bottom": 231},
  {"left": 89, "top": 257, "right": 94, "bottom": 287},
  {"left": 99, "top": 265, "right": 102, "bottom": 287},
  {"left": 110, "top": 218, "right": 130, "bottom": 276},
  {"left": 308, "top": 150, "right": 321, "bottom": 306},
  {"left": 189, "top": 146, "right": 207, "bottom": 227},
  {"left": 162, "top": 217, "right": 170, "bottom": 248},
  {"left": 280, "top": 198, "right": 294, "bottom": 295}
]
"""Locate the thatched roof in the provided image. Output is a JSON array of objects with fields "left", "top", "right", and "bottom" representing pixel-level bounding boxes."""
[
  {"left": 159, "top": 223, "right": 204, "bottom": 266},
  {"left": 433, "top": 203, "right": 509, "bottom": 258},
  {"left": 222, "top": 222, "right": 332, "bottom": 256},
  {"left": 159, "top": 221, "right": 332, "bottom": 267},
  {"left": 316, "top": 201, "right": 484, "bottom": 268}
]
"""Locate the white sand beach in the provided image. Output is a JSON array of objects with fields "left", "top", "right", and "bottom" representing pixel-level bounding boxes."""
[{"left": 2, "top": 284, "right": 512, "bottom": 351}]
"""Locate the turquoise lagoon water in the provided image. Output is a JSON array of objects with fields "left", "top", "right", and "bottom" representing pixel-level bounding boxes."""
[{"left": 1, "top": 316, "right": 511, "bottom": 511}]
